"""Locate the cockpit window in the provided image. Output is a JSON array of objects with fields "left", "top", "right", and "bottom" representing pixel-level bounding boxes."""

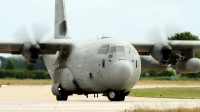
[
  {"left": 97, "top": 44, "right": 110, "bottom": 55},
  {"left": 109, "top": 47, "right": 116, "bottom": 53},
  {"left": 97, "top": 44, "right": 133, "bottom": 57},
  {"left": 109, "top": 46, "right": 125, "bottom": 53},
  {"left": 117, "top": 46, "right": 125, "bottom": 52}
]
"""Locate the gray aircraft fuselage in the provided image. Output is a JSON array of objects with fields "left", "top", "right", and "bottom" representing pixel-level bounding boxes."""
[{"left": 43, "top": 38, "right": 141, "bottom": 94}]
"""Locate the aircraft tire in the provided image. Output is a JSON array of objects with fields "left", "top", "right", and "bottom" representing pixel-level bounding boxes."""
[
  {"left": 56, "top": 88, "right": 68, "bottom": 101},
  {"left": 107, "top": 91, "right": 119, "bottom": 101},
  {"left": 118, "top": 94, "right": 125, "bottom": 101},
  {"left": 56, "top": 94, "right": 68, "bottom": 101},
  {"left": 107, "top": 90, "right": 126, "bottom": 101}
]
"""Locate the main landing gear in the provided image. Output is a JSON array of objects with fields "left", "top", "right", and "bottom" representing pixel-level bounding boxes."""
[
  {"left": 56, "top": 86, "right": 68, "bottom": 101},
  {"left": 107, "top": 90, "right": 125, "bottom": 101}
]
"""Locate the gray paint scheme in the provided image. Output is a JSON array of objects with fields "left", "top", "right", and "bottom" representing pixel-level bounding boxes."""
[{"left": 1, "top": 0, "right": 200, "bottom": 101}]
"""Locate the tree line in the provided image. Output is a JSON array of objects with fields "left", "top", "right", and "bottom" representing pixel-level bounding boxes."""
[
  {"left": 0, "top": 56, "right": 47, "bottom": 70},
  {"left": 0, "top": 56, "right": 50, "bottom": 79},
  {"left": 0, "top": 69, "right": 50, "bottom": 79}
]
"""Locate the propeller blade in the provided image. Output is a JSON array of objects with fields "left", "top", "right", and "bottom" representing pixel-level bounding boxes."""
[
  {"left": 12, "top": 21, "right": 52, "bottom": 41},
  {"left": 144, "top": 23, "right": 185, "bottom": 41}
]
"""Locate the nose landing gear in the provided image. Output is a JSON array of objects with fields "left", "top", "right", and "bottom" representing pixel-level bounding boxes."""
[{"left": 107, "top": 90, "right": 125, "bottom": 101}]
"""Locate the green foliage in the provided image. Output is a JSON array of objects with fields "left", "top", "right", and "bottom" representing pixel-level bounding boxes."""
[
  {"left": 168, "top": 31, "right": 199, "bottom": 68},
  {"left": 0, "top": 70, "right": 50, "bottom": 79},
  {"left": 0, "top": 56, "right": 47, "bottom": 71},
  {"left": 141, "top": 69, "right": 158, "bottom": 77},
  {"left": 0, "top": 56, "right": 49, "bottom": 79},
  {"left": 5, "top": 59, "right": 15, "bottom": 70},
  {"left": 129, "top": 87, "right": 200, "bottom": 99},
  {"left": 140, "top": 77, "right": 171, "bottom": 80},
  {"left": 141, "top": 69, "right": 174, "bottom": 77},
  {"left": 181, "top": 72, "right": 200, "bottom": 78},
  {"left": 159, "top": 70, "right": 175, "bottom": 77},
  {"left": 140, "top": 69, "right": 200, "bottom": 81},
  {"left": 168, "top": 31, "right": 199, "bottom": 40},
  {"left": 195, "top": 54, "right": 200, "bottom": 59},
  {"left": 26, "top": 65, "right": 35, "bottom": 70},
  {"left": 167, "top": 54, "right": 182, "bottom": 68}
]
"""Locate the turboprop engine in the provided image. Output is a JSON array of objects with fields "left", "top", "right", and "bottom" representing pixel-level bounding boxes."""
[
  {"left": 21, "top": 42, "right": 40, "bottom": 65},
  {"left": 150, "top": 43, "right": 172, "bottom": 66},
  {"left": 176, "top": 58, "right": 200, "bottom": 73}
]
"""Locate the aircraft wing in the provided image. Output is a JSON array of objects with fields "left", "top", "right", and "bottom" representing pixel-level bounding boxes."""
[
  {"left": 168, "top": 40, "right": 200, "bottom": 53},
  {"left": 130, "top": 40, "right": 200, "bottom": 55},
  {"left": 0, "top": 39, "right": 77, "bottom": 54},
  {"left": 1, "top": 39, "right": 200, "bottom": 55}
]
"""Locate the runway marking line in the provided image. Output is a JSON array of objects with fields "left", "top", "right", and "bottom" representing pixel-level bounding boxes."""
[{"left": 52, "top": 96, "right": 56, "bottom": 101}]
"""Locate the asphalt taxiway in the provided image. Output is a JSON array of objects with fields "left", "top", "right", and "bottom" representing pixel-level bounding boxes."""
[{"left": 0, "top": 85, "right": 200, "bottom": 112}]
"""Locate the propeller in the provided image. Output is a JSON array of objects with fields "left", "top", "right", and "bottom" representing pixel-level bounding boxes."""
[
  {"left": 11, "top": 21, "right": 53, "bottom": 41},
  {"left": 161, "top": 44, "right": 172, "bottom": 60},
  {"left": 11, "top": 21, "right": 53, "bottom": 65},
  {"left": 30, "top": 43, "right": 41, "bottom": 59},
  {"left": 144, "top": 23, "right": 185, "bottom": 41},
  {"left": 146, "top": 23, "right": 185, "bottom": 65}
]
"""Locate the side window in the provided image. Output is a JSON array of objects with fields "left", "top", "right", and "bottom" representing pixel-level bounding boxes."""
[
  {"left": 108, "top": 54, "right": 113, "bottom": 58},
  {"left": 102, "top": 59, "right": 105, "bottom": 68},
  {"left": 136, "top": 60, "right": 137, "bottom": 68}
]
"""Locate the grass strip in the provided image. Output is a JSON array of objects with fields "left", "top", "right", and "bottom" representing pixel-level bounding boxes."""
[
  {"left": 0, "top": 79, "right": 53, "bottom": 85},
  {"left": 124, "top": 107, "right": 200, "bottom": 112},
  {"left": 137, "top": 80, "right": 200, "bottom": 85},
  {"left": 129, "top": 87, "right": 200, "bottom": 99}
]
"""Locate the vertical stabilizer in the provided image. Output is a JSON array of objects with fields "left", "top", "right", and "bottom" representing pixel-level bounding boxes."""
[{"left": 55, "top": 0, "right": 71, "bottom": 39}]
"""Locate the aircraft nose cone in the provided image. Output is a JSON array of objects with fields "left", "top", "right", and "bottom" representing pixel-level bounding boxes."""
[{"left": 109, "top": 60, "right": 134, "bottom": 90}]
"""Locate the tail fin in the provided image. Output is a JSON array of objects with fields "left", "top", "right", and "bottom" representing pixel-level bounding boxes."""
[{"left": 54, "top": 0, "right": 71, "bottom": 39}]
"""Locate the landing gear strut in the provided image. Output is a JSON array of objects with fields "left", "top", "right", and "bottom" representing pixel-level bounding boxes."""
[{"left": 107, "top": 90, "right": 125, "bottom": 101}]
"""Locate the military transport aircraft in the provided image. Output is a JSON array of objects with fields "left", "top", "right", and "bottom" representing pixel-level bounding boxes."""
[{"left": 1, "top": 0, "right": 200, "bottom": 101}]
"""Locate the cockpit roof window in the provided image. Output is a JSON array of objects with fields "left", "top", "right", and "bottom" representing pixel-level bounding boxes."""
[
  {"left": 102, "top": 44, "right": 109, "bottom": 48},
  {"left": 97, "top": 44, "right": 110, "bottom": 55}
]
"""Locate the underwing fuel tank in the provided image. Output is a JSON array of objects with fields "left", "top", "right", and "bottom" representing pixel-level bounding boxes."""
[{"left": 176, "top": 58, "right": 200, "bottom": 73}]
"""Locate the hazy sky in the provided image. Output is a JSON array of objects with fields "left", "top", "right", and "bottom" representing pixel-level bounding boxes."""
[{"left": 0, "top": 0, "right": 200, "bottom": 40}]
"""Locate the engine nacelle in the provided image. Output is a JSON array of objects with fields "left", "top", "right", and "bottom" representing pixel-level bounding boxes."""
[
  {"left": 52, "top": 68, "right": 77, "bottom": 94},
  {"left": 150, "top": 43, "right": 172, "bottom": 66},
  {"left": 140, "top": 56, "right": 167, "bottom": 72},
  {"left": 176, "top": 58, "right": 200, "bottom": 73},
  {"left": 21, "top": 42, "right": 40, "bottom": 65}
]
